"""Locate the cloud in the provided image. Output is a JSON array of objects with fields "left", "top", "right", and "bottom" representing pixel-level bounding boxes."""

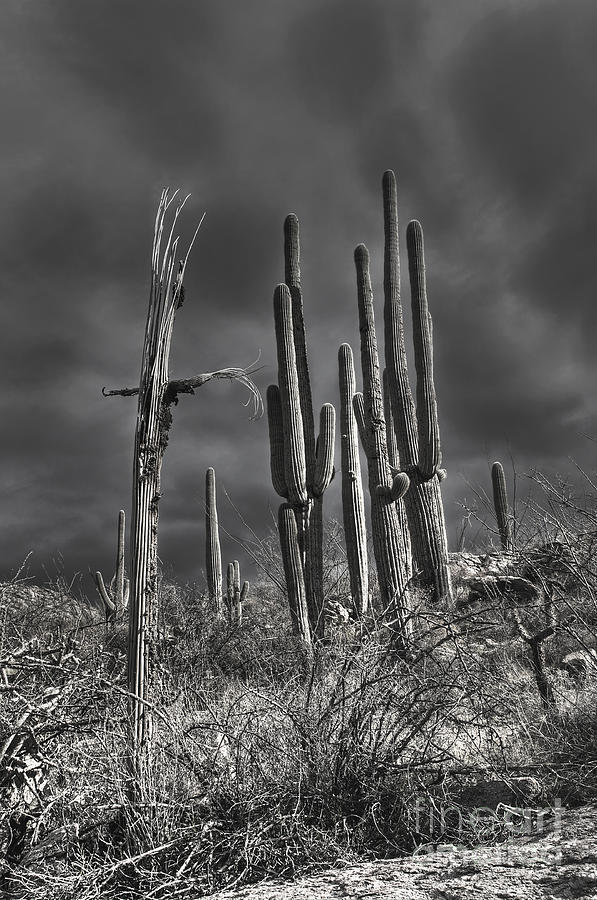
[
  {"left": 0, "top": 0, "right": 594, "bottom": 589},
  {"left": 447, "top": 1, "right": 597, "bottom": 215}
]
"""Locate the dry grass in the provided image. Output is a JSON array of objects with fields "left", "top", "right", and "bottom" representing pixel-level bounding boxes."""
[{"left": 1, "top": 480, "right": 597, "bottom": 898}]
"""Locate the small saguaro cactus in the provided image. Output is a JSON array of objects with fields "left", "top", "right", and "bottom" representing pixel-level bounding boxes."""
[
  {"left": 353, "top": 244, "right": 411, "bottom": 637},
  {"left": 267, "top": 216, "right": 336, "bottom": 641},
  {"left": 338, "top": 343, "right": 369, "bottom": 617},
  {"left": 226, "top": 560, "right": 249, "bottom": 626},
  {"left": 492, "top": 461, "right": 514, "bottom": 551},
  {"left": 382, "top": 170, "right": 451, "bottom": 602},
  {"left": 205, "top": 467, "right": 223, "bottom": 616},
  {"left": 95, "top": 509, "right": 129, "bottom": 626}
]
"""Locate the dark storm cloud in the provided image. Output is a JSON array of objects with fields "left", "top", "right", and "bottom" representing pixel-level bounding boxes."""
[
  {"left": 448, "top": 1, "right": 597, "bottom": 214},
  {"left": 0, "top": 0, "right": 595, "bottom": 588},
  {"left": 517, "top": 182, "right": 597, "bottom": 348},
  {"left": 289, "top": 0, "right": 406, "bottom": 121},
  {"left": 29, "top": 1, "right": 224, "bottom": 171}
]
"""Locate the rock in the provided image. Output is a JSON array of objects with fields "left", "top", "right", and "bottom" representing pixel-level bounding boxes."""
[{"left": 561, "top": 650, "right": 597, "bottom": 682}]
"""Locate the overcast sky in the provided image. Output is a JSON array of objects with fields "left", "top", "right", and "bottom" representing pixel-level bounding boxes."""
[{"left": 1, "top": 0, "right": 596, "bottom": 595}]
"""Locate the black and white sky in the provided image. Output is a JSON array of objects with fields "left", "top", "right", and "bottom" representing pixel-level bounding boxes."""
[{"left": 1, "top": 0, "right": 596, "bottom": 591}]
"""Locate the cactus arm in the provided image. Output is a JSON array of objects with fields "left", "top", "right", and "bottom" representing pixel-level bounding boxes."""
[
  {"left": 266, "top": 385, "right": 289, "bottom": 499},
  {"left": 339, "top": 344, "right": 369, "bottom": 616},
  {"left": 355, "top": 245, "right": 392, "bottom": 491},
  {"left": 95, "top": 571, "right": 116, "bottom": 621},
  {"left": 352, "top": 392, "right": 368, "bottom": 455},
  {"left": 284, "top": 214, "right": 316, "bottom": 493},
  {"left": 313, "top": 404, "right": 336, "bottom": 498},
  {"left": 273, "top": 284, "right": 308, "bottom": 506},
  {"left": 492, "top": 461, "right": 514, "bottom": 551},
  {"left": 240, "top": 581, "right": 249, "bottom": 603},
  {"left": 382, "top": 170, "right": 418, "bottom": 469},
  {"left": 376, "top": 472, "right": 410, "bottom": 502},
  {"left": 406, "top": 220, "right": 441, "bottom": 480}
]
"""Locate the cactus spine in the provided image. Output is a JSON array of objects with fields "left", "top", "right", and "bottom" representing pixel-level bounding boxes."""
[
  {"left": 95, "top": 509, "right": 129, "bottom": 625},
  {"left": 354, "top": 244, "right": 410, "bottom": 635},
  {"left": 338, "top": 344, "right": 369, "bottom": 616},
  {"left": 492, "top": 461, "right": 514, "bottom": 551},
  {"left": 205, "top": 467, "right": 223, "bottom": 616},
  {"left": 382, "top": 170, "right": 451, "bottom": 602},
  {"left": 268, "top": 216, "right": 335, "bottom": 640}
]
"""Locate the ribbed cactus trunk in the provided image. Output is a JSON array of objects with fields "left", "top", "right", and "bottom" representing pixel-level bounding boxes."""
[
  {"left": 338, "top": 344, "right": 369, "bottom": 616},
  {"left": 383, "top": 369, "right": 412, "bottom": 581},
  {"left": 127, "top": 192, "right": 193, "bottom": 782},
  {"left": 382, "top": 170, "right": 451, "bottom": 602},
  {"left": 101, "top": 194, "right": 201, "bottom": 786},
  {"left": 492, "top": 461, "right": 514, "bottom": 551},
  {"left": 95, "top": 509, "right": 129, "bottom": 626},
  {"left": 278, "top": 503, "right": 312, "bottom": 652},
  {"left": 114, "top": 509, "right": 127, "bottom": 618},
  {"left": 354, "top": 244, "right": 410, "bottom": 636},
  {"left": 225, "top": 560, "right": 245, "bottom": 625},
  {"left": 226, "top": 562, "right": 235, "bottom": 623},
  {"left": 205, "top": 467, "right": 223, "bottom": 616},
  {"left": 268, "top": 216, "right": 335, "bottom": 642}
]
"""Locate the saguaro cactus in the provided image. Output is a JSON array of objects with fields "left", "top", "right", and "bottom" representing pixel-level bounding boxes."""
[
  {"left": 95, "top": 509, "right": 129, "bottom": 625},
  {"left": 338, "top": 343, "right": 369, "bottom": 616},
  {"left": 382, "top": 170, "right": 451, "bottom": 602},
  {"left": 267, "top": 216, "right": 336, "bottom": 640},
  {"left": 353, "top": 244, "right": 411, "bottom": 635},
  {"left": 225, "top": 560, "right": 249, "bottom": 625},
  {"left": 492, "top": 461, "right": 514, "bottom": 551},
  {"left": 205, "top": 467, "right": 223, "bottom": 616},
  {"left": 103, "top": 191, "right": 262, "bottom": 781}
]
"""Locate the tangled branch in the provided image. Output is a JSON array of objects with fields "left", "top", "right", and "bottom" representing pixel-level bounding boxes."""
[{"left": 102, "top": 361, "right": 264, "bottom": 420}]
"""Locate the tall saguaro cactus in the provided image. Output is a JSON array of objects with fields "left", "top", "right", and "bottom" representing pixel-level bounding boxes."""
[
  {"left": 382, "top": 170, "right": 451, "bottom": 602},
  {"left": 205, "top": 467, "right": 223, "bottom": 616},
  {"left": 338, "top": 344, "right": 369, "bottom": 616},
  {"left": 354, "top": 244, "right": 410, "bottom": 635},
  {"left": 267, "top": 216, "right": 335, "bottom": 640},
  {"left": 492, "top": 461, "right": 514, "bottom": 551}
]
